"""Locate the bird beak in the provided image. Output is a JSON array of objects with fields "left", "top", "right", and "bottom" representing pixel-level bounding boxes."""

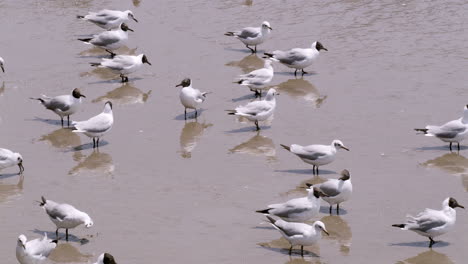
[
  {"left": 81, "top": 94, "right": 86, "bottom": 98},
  {"left": 133, "top": 17, "right": 139, "bottom": 23},
  {"left": 341, "top": 146, "right": 350, "bottom": 151},
  {"left": 175, "top": 83, "right": 182, "bottom": 87},
  {"left": 323, "top": 229, "right": 329, "bottom": 236},
  {"left": 458, "top": 204, "right": 465, "bottom": 209},
  {"left": 0, "top": 65, "right": 4, "bottom": 73},
  {"left": 145, "top": 60, "right": 152, "bottom": 66},
  {"left": 22, "top": 243, "right": 25, "bottom": 249},
  {"left": 127, "top": 27, "right": 134, "bottom": 32},
  {"left": 268, "top": 26, "right": 273, "bottom": 30},
  {"left": 305, "top": 183, "right": 313, "bottom": 188},
  {"left": 323, "top": 48, "right": 328, "bottom": 51}
]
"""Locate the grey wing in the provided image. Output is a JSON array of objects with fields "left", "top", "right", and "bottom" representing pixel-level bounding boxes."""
[
  {"left": 46, "top": 206, "right": 68, "bottom": 220},
  {"left": 92, "top": 32, "right": 121, "bottom": 46},
  {"left": 102, "top": 56, "right": 134, "bottom": 70},
  {"left": 275, "top": 222, "right": 305, "bottom": 237},
  {"left": 433, "top": 122, "right": 466, "bottom": 139},
  {"left": 238, "top": 101, "right": 271, "bottom": 115},
  {"left": 0, "top": 149, "right": 10, "bottom": 160},
  {"left": 316, "top": 181, "right": 340, "bottom": 197},
  {"left": 273, "top": 205, "right": 309, "bottom": 218},
  {"left": 295, "top": 151, "right": 326, "bottom": 161},
  {"left": 412, "top": 217, "right": 446, "bottom": 232},
  {"left": 47, "top": 98, "right": 70, "bottom": 112},
  {"left": 276, "top": 50, "right": 308, "bottom": 65},
  {"left": 237, "top": 27, "right": 260, "bottom": 39}
]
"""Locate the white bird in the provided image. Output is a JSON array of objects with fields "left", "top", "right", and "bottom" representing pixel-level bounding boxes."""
[
  {"left": 392, "top": 197, "right": 464, "bottom": 248},
  {"left": 309, "top": 169, "right": 352, "bottom": 214},
  {"left": 236, "top": 59, "right": 274, "bottom": 97},
  {"left": 16, "top": 233, "right": 57, "bottom": 264},
  {"left": 256, "top": 187, "right": 328, "bottom": 222},
  {"left": 225, "top": 21, "right": 272, "bottom": 53},
  {"left": 77, "top": 9, "right": 138, "bottom": 30},
  {"left": 415, "top": 104, "right": 468, "bottom": 151},
  {"left": 91, "top": 54, "right": 151, "bottom": 82},
  {"left": 39, "top": 196, "right": 93, "bottom": 241},
  {"left": 72, "top": 101, "right": 114, "bottom": 149},
  {"left": 79, "top": 23, "right": 134, "bottom": 57},
  {"left": 31, "top": 88, "right": 86, "bottom": 127},
  {"left": 227, "top": 88, "right": 279, "bottom": 131},
  {"left": 176, "top": 78, "right": 209, "bottom": 119},
  {"left": 280, "top": 139, "right": 349, "bottom": 175},
  {"left": 264, "top": 41, "right": 327, "bottom": 76},
  {"left": 0, "top": 148, "right": 24, "bottom": 174},
  {"left": 0, "top": 57, "right": 5, "bottom": 73},
  {"left": 266, "top": 216, "right": 329, "bottom": 256},
  {"left": 94, "top": 253, "right": 117, "bottom": 264}
]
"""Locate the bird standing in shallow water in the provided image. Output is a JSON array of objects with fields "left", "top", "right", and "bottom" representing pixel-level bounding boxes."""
[
  {"left": 78, "top": 23, "right": 134, "bottom": 57},
  {"left": 77, "top": 9, "right": 138, "bottom": 30},
  {"left": 16, "top": 233, "right": 57, "bottom": 264},
  {"left": 225, "top": 21, "right": 272, "bottom": 53},
  {"left": 73, "top": 101, "right": 114, "bottom": 148},
  {"left": 0, "top": 148, "right": 24, "bottom": 174},
  {"left": 236, "top": 59, "right": 274, "bottom": 98},
  {"left": 90, "top": 54, "right": 151, "bottom": 83},
  {"left": 176, "top": 78, "right": 209, "bottom": 119}
]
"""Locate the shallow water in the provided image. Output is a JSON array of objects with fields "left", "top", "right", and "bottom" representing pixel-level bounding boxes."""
[{"left": 1, "top": 0, "right": 468, "bottom": 263}]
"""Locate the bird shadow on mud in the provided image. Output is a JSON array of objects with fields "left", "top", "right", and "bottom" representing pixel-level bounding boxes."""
[
  {"left": 415, "top": 146, "right": 468, "bottom": 151},
  {"left": 275, "top": 169, "right": 335, "bottom": 176},
  {"left": 319, "top": 206, "right": 348, "bottom": 215},
  {"left": 231, "top": 93, "right": 258, "bottom": 102},
  {"left": 29, "top": 117, "right": 68, "bottom": 127},
  {"left": 389, "top": 241, "right": 449, "bottom": 248},
  {"left": 258, "top": 243, "right": 320, "bottom": 258},
  {"left": 69, "top": 141, "right": 109, "bottom": 152},
  {"left": 87, "top": 77, "right": 144, "bottom": 85},
  {"left": 174, "top": 109, "right": 206, "bottom": 121},
  {"left": 274, "top": 71, "right": 317, "bottom": 77},
  {"left": 226, "top": 126, "right": 271, "bottom": 133},
  {"left": 0, "top": 173, "right": 21, "bottom": 179},
  {"left": 31, "top": 229, "right": 90, "bottom": 245},
  {"left": 224, "top": 47, "right": 265, "bottom": 54}
]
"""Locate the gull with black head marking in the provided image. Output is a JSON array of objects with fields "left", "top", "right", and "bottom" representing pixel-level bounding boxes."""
[
  {"left": 225, "top": 21, "right": 272, "bottom": 53},
  {"left": 39, "top": 196, "right": 94, "bottom": 241},
  {"left": 176, "top": 78, "right": 209, "bottom": 119},
  {"left": 72, "top": 101, "right": 113, "bottom": 148},
  {"left": 415, "top": 104, "right": 468, "bottom": 151},
  {"left": 31, "top": 88, "right": 86, "bottom": 127},
  {"left": 236, "top": 59, "right": 274, "bottom": 98},
  {"left": 16, "top": 233, "right": 57, "bottom": 264},
  {"left": 308, "top": 169, "right": 352, "bottom": 214},
  {"left": 91, "top": 54, "right": 151, "bottom": 82},
  {"left": 280, "top": 140, "right": 349, "bottom": 175},
  {"left": 0, "top": 148, "right": 24, "bottom": 174},
  {"left": 94, "top": 253, "right": 117, "bottom": 264},
  {"left": 392, "top": 197, "right": 464, "bottom": 248},
  {"left": 79, "top": 23, "right": 134, "bottom": 57},
  {"left": 77, "top": 9, "right": 138, "bottom": 30},
  {"left": 264, "top": 41, "right": 327, "bottom": 76}
]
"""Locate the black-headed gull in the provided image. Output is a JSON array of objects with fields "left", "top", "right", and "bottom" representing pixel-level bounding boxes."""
[
  {"left": 77, "top": 9, "right": 138, "bottom": 30},
  {"left": 176, "top": 78, "right": 209, "bottom": 119},
  {"left": 31, "top": 88, "right": 86, "bottom": 127},
  {"left": 308, "top": 169, "right": 352, "bottom": 214},
  {"left": 73, "top": 101, "right": 114, "bottom": 148},
  {"left": 39, "top": 196, "right": 93, "bottom": 241},
  {"left": 266, "top": 216, "right": 329, "bottom": 256},
  {"left": 225, "top": 21, "right": 272, "bottom": 53},
  {"left": 91, "top": 54, "right": 151, "bottom": 82},
  {"left": 415, "top": 104, "right": 468, "bottom": 151},
  {"left": 236, "top": 59, "right": 274, "bottom": 97},
  {"left": 280, "top": 139, "right": 349, "bottom": 175},
  {"left": 94, "top": 253, "right": 117, "bottom": 264},
  {"left": 392, "top": 197, "right": 464, "bottom": 248},
  {"left": 0, "top": 148, "right": 24, "bottom": 174},
  {"left": 16, "top": 233, "right": 57, "bottom": 264},
  {"left": 227, "top": 88, "right": 279, "bottom": 131},
  {"left": 79, "top": 23, "right": 134, "bottom": 57},
  {"left": 264, "top": 41, "right": 327, "bottom": 76}
]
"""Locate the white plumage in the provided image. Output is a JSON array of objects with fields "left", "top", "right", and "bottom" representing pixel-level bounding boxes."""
[
  {"left": 176, "top": 78, "right": 209, "bottom": 119},
  {"left": 311, "top": 169, "right": 353, "bottom": 214},
  {"left": 91, "top": 54, "right": 151, "bottom": 82},
  {"left": 237, "top": 59, "right": 274, "bottom": 97},
  {"left": 78, "top": 9, "right": 138, "bottom": 30},
  {"left": 225, "top": 21, "right": 272, "bottom": 53},
  {"left": 16, "top": 233, "right": 57, "bottom": 264},
  {"left": 0, "top": 147, "right": 24, "bottom": 174},
  {"left": 94, "top": 253, "right": 117, "bottom": 264},
  {"left": 79, "top": 23, "right": 133, "bottom": 56},
  {"left": 73, "top": 101, "right": 114, "bottom": 148}
]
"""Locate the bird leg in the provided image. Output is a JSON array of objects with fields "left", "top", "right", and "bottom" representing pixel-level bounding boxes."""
[
  {"left": 312, "top": 165, "right": 316, "bottom": 175},
  {"left": 97, "top": 138, "right": 100, "bottom": 148},
  {"left": 449, "top": 142, "right": 452, "bottom": 151},
  {"left": 66, "top": 229, "right": 69, "bottom": 241},
  {"left": 458, "top": 142, "right": 460, "bottom": 151},
  {"left": 93, "top": 138, "right": 96, "bottom": 148},
  {"left": 301, "top": 245, "right": 304, "bottom": 257},
  {"left": 67, "top": 115, "right": 70, "bottom": 127},
  {"left": 301, "top": 69, "right": 308, "bottom": 75},
  {"left": 61, "top": 117, "right": 64, "bottom": 127},
  {"left": 184, "top": 109, "right": 187, "bottom": 120},
  {"left": 254, "top": 45, "right": 257, "bottom": 53},
  {"left": 254, "top": 90, "right": 262, "bottom": 98},
  {"left": 337, "top": 204, "right": 340, "bottom": 215},
  {"left": 255, "top": 120, "right": 260, "bottom": 131},
  {"left": 105, "top": 49, "right": 116, "bottom": 58},
  {"left": 245, "top": 44, "right": 255, "bottom": 53},
  {"left": 429, "top": 237, "right": 435, "bottom": 248},
  {"left": 294, "top": 69, "right": 298, "bottom": 77},
  {"left": 120, "top": 74, "right": 128, "bottom": 83},
  {"left": 329, "top": 205, "right": 332, "bottom": 214},
  {"left": 289, "top": 245, "right": 293, "bottom": 255},
  {"left": 56, "top": 229, "right": 59, "bottom": 239},
  {"left": 195, "top": 109, "right": 198, "bottom": 118}
]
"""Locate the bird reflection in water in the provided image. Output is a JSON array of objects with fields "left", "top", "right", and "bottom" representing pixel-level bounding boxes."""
[
  {"left": 39, "top": 128, "right": 82, "bottom": 149},
  {"left": 258, "top": 237, "right": 320, "bottom": 258},
  {"left": 397, "top": 249, "right": 454, "bottom": 264},
  {"left": 320, "top": 215, "right": 352, "bottom": 255},
  {"left": 69, "top": 150, "right": 114, "bottom": 176},
  {"left": 92, "top": 82, "right": 151, "bottom": 105},
  {"left": 0, "top": 174, "right": 23, "bottom": 204},
  {"left": 49, "top": 242, "right": 93, "bottom": 263},
  {"left": 179, "top": 120, "right": 212, "bottom": 158},
  {"left": 275, "top": 78, "right": 326, "bottom": 108},
  {"left": 229, "top": 132, "right": 276, "bottom": 161},
  {"left": 422, "top": 152, "right": 468, "bottom": 191},
  {"left": 133, "top": 0, "right": 141, "bottom": 7},
  {"left": 225, "top": 54, "right": 264, "bottom": 74},
  {"left": 78, "top": 46, "right": 138, "bottom": 59},
  {"left": 0, "top": 81, "right": 5, "bottom": 96},
  {"left": 285, "top": 256, "right": 324, "bottom": 264}
]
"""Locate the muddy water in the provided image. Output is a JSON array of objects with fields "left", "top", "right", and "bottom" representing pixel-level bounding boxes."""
[{"left": 0, "top": 0, "right": 468, "bottom": 263}]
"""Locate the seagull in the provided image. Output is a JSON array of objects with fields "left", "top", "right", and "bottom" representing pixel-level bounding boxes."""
[
  {"left": 91, "top": 54, "right": 151, "bottom": 82},
  {"left": 225, "top": 21, "right": 272, "bottom": 53},
  {"left": 236, "top": 59, "right": 274, "bottom": 97},
  {"left": 0, "top": 57, "right": 4, "bottom": 73},
  {"left": 78, "top": 23, "right": 134, "bottom": 57},
  {"left": 77, "top": 9, "right": 138, "bottom": 30},
  {"left": 72, "top": 101, "right": 114, "bottom": 148},
  {"left": 415, "top": 104, "right": 468, "bottom": 151},
  {"left": 256, "top": 186, "right": 328, "bottom": 222},
  {"left": 308, "top": 169, "right": 352, "bottom": 214},
  {"left": 392, "top": 197, "right": 464, "bottom": 248},
  {"left": 94, "top": 253, "right": 117, "bottom": 264},
  {"left": 39, "top": 196, "right": 93, "bottom": 241},
  {"left": 0, "top": 148, "right": 24, "bottom": 174},
  {"left": 280, "top": 139, "right": 349, "bottom": 175},
  {"left": 227, "top": 88, "right": 279, "bottom": 131},
  {"left": 31, "top": 88, "right": 86, "bottom": 127},
  {"left": 176, "top": 78, "right": 209, "bottom": 119},
  {"left": 16, "top": 233, "right": 57, "bottom": 264},
  {"left": 266, "top": 216, "right": 329, "bottom": 256},
  {"left": 264, "top": 41, "right": 327, "bottom": 76}
]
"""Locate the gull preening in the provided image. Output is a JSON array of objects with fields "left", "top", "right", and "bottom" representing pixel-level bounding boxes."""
[
  {"left": 256, "top": 186, "right": 328, "bottom": 222},
  {"left": 77, "top": 9, "right": 138, "bottom": 30},
  {"left": 0, "top": 148, "right": 24, "bottom": 174},
  {"left": 0, "top": 57, "right": 4, "bottom": 73},
  {"left": 225, "top": 21, "right": 272, "bottom": 53},
  {"left": 31, "top": 88, "right": 86, "bottom": 127},
  {"left": 280, "top": 139, "right": 349, "bottom": 175},
  {"left": 39, "top": 196, "right": 93, "bottom": 241},
  {"left": 236, "top": 59, "right": 274, "bottom": 97},
  {"left": 392, "top": 197, "right": 464, "bottom": 248},
  {"left": 16, "top": 233, "right": 57, "bottom": 264},
  {"left": 266, "top": 216, "right": 329, "bottom": 256},
  {"left": 73, "top": 101, "right": 114, "bottom": 148},
  {"left": 176, "top": 78, "right": 209, "bottom": 119},
  {"left": 264, "top": 41, "right": 327, "bottom": 76},
  {"left": 91, "top": 54, "right": 151, "bottom": 82},
  {"left": 308, "top": 169, "right": 352, "bottom": 214},
  {"left": 94, "top": 253, "right": 117, "bottom": 264},
  {"left": 415, "top": 104, "right": 468, "bottom": 151},
  {"left": 227, "top": 88, "right": 279, "bottom": 131},
  {"left": 79, "top": 23, "right": 134, "bottom": 57}
]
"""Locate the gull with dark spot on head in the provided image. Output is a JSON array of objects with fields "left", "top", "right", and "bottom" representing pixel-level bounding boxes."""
[
  {"left": 16, "top": 233, "right": 57, "bottom": 264},
  {"left": 415, "top": 104, "right": 468, "bottom": 151},
  {"left": 0, "top": 148, "right": 24, "bottom": 174},
  {"left": 31, "top": 88, "right": 86, "bottom": 127},
  {"left": 94, "top": 253, "right": 117, "bottom": 264},
  {"left": 264, "top": 41, "right": 327, "bottom": 76},
  {"left": 176, "top": 78, "right": 209, "bottom": 119},
  {"left": 308, "top": 169, "right": 352, "bottom": 214},
  {"left": 280, "top": 140, "right": 349, "bottom": 175},
  {"left": 236, "top": 59, "right": 274, "bottom": 98},
  {"left": 225, "top": 21, "right": 272, "bottom": 53},
  {"left": 79, "top": 23, "right": 134, "bottom": 57},
  {"left": 392, "top": 197, "right": 464, "bottom": 248},
  {"left": 72, "top": 101, "right": 114, "bottom": 148},
  {"left": 77, "top": 9, "right": 138, "bottom": 30},
  {"left": 90, "top": 54, "right": 151, "bottom": 82}
]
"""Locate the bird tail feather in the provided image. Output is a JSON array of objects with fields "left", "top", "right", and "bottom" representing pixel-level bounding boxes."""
[
  {"left": 280, "top": 144, "right": 291, "bottom": 152},
  {"left": 90, "top": 62, "right": 101, "bottom": 67},
  {"left": 414, "top": 128, "right": 429, "bottom": 134},
  {"left": 78, "top": 38, "right": 92, "bottom": 43},
  {"left": 224, "top": 32, "right": 235, "bottom": 36}
]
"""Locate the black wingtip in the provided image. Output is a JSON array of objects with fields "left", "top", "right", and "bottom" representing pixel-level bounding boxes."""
[
  {"left": 90, "top": 62, "right": 100, "bottom": 67},
  {"left": 266, "top": 216, "right": 276, "bottom": 224},
  {"left": 78, "top": 38, "right": 92, "bottom": 42},
  {"left": 414, "top": 128, "right": 428, "bottom": 134},
  {"left": 256, "top": 209, "right": 270, "bottom": 214},
  {"left": 224, "top": 32, "right": 235, "bottom": 36},
  {"left": 263, "top": 52, "right": 274, "bottom": 58},
  {"left": 40, "top": 196, "right": 46, "bottom": 206},
  {"left": 392, "top": 224, "right": 405, "bottom": 228},
  {"left": 51, "top": 239, "right": 58, "bottom": 244},
  {"left": 280, "top": 144, "right": 290, "bottom": 151},
  {"left": 77, "top": 15, "right": 85, "bottom": 19}
]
